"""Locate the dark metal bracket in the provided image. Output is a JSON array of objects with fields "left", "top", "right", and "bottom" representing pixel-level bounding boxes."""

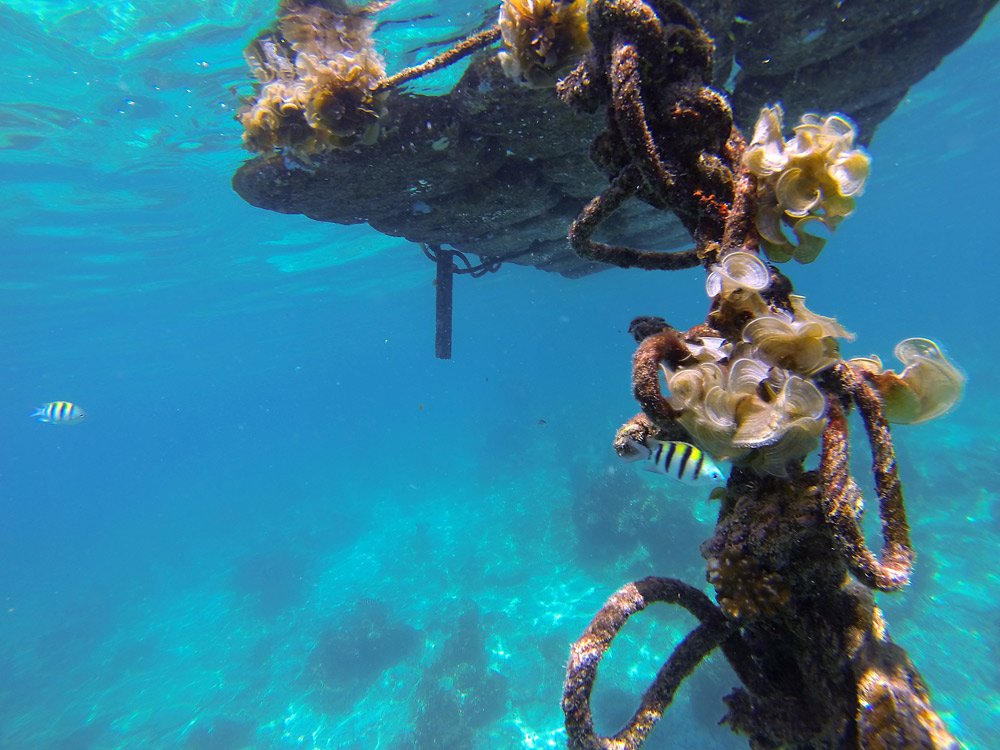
[{"left": 421, "top": 244, "right": 502, "bottom": 359}]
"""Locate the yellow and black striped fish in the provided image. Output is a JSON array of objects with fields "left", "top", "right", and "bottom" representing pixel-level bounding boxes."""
[
  {"left": 31, "top": 401, "right": 87, "bottom": 424},
  {"left": 622, "top": 438, "right": 725, "bottom": 486}
]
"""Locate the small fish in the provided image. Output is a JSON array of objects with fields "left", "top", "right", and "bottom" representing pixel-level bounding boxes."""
[
  {"left": 31, "top": 401, "right": 86, "bottom": 424},
  {"left": 622, "top": 438, "right": 724, "bottom": 486}
]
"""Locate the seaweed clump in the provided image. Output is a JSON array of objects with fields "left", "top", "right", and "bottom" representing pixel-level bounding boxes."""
[
  {"left": 498, "top": 0, "right": 593, "bottom": 87},
  {"left": 239, "top": 0, "right": 389, "bottom": 156}
]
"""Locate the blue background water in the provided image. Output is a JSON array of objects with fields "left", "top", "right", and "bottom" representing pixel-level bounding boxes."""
[{"left": 1, "top": 1, "right": 998, "bottom": 748}]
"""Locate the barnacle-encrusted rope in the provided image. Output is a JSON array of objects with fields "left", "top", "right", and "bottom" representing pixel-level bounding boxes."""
[
  {"left": 374, "top": 26, "right": 501, "bottom": 92},
  {"left": 630, "top": 330, "right": 694, "bottom": 427},
  {"left": 719, "top": 134, "right": 757, "bottom": 255},
  {"left": 820, "top": 363, "right": 915, "bottom": 591},
  {"left": 555, "top": 0, "right": 961, "bottom": 742},
  {"left": 568, "top": 165, "right": 702, "bottom": 270},
  {"left": 563, "top": 577, "right": 741, "bottom": 750},
  {"left": 851, "top": 600, "right": 963, "bottom": 749},
  {"left": 558, "top": 0, "right": 742, "bottom": 268}
]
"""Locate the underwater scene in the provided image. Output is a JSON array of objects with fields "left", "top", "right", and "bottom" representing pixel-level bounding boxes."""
[{"left": 1, "top": 0, "right": 999, "bottom": 748}]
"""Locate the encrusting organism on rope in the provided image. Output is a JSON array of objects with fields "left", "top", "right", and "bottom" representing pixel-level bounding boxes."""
[{"left": 237, "top": 1, "right": 969, "bottom": 747}]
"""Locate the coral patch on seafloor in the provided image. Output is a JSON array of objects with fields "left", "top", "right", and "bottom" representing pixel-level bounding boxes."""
[
  {"left": 310, "top": 598, "right": 423, "bottom": 702},
  {"left": 387, "top": 603, "right": 510, "bottom": 749},
  {"left": 745, "top": 105, "right": 870, "bottom": 263}
]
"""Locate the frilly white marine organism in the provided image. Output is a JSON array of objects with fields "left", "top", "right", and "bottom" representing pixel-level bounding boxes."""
[
  {"left": 680, "top": 251, "right": 954, "bottom": 474},
  {"left": 705, "top": 251, "right": 770, "bottom": 299},
  {"left": 850, "top": 338, "right": 965, "bottom": 424},
  {"left": 745, "top": 105, "right": 871, "bottom": 263},
  {"left": 743, "top": 295, "right": 854, "bottom": 376},
  {"left": 661, "top": 252, "right": 854, "bottom": 476},
  {"left": 240, "top": 0, "right": 389, "bottom": 156},
  {"left": 663, "top": 347, "right": 827, "bottom": 477},
  {"left": 705, "top": 251, "right": 772, "bottom": 328},
  {"left": 498, "top": 0, "right": 593, "bottom": 87}
]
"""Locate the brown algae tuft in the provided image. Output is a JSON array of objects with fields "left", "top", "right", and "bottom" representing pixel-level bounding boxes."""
[
  {"left": 498, "top": 0, "right": 592, "bottom": 87},
  {"left": 240, "top": 0, "right": 389, "bottom": 156}
]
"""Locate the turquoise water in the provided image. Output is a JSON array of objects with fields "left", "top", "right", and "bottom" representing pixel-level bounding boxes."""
[{"left": 1, "top": 0, "right": 999, "bottom": 748}]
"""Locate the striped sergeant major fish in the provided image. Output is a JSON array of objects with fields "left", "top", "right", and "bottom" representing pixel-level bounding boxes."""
[
  {"left": 622, "top": 437, "right": 725, "bottom": 486},
  {"left": 31, "top": 401, "right": 87, "bottom": 424}
]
